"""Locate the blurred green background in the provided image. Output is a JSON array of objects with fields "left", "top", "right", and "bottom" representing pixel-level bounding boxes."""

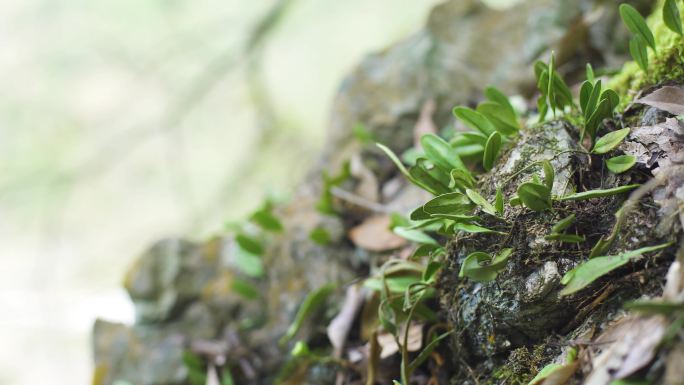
[{"left": 0, "top": 1, "right": 445, "bottom": 384}]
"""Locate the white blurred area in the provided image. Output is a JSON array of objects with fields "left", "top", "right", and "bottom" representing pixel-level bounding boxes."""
[{"left": 0, "top": 1, "right": 443, "bottom": 384}]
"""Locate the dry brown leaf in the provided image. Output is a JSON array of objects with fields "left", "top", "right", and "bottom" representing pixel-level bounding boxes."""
[
  {"left": 376, "top": 322, "right": 423, "bottom": 359},
  {"left": 586, "top": 315, "right": 667, "bottom": 385},
  {"left": 348, "top": 215, "right": 407, "bottom": 251},
  {"left": 414, "top": 99, "right": 438, "bottom": 148},
  {"left": 621, "top": 119, "right": 684, "bottom": 231},
  {"left": 635, "top": 86, "right": 684, "bottom": 116},
  {"left": 350, "top": 154, "right": 379, "bottom": 203},
  {"left": 327, "top": 285, "right": 365, "bottom": 358}
]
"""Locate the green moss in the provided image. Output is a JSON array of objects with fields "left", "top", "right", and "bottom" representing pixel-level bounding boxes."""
[
  {"left": 490, "top": 344, "right": 552, "bottom": 385},
  {"left": 610, "top": 0, "right": 684, "bottom": 109}
]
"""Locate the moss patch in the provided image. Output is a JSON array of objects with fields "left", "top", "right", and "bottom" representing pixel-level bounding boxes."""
[{"left": 610, "top": 0, "right": 684, "bottom": 108}]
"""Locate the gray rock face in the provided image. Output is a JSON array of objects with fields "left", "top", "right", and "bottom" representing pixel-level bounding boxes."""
[{"left": 444, "top": 121, "right": 582, "bottom": 358}]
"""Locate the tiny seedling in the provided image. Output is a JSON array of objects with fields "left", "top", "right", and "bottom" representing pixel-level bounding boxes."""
[
  {"left": 545, "top": 214, "right": 585, "bottom": 243},
  {"left": 592, "top": 127, "right": 630, "bottom": 154},
  {"left": 459, "top": 248, "right": 514, "bottom": 282}
]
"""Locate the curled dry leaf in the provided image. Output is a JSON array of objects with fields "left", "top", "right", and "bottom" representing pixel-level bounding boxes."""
[
  {"left": 621, "top": 118, "right": 684, "bottom": 230},
  {"left": 585, "top": 315, "right": 667, "bottom": 385},
  {"left": 634, "top": 86, "right": 684, "bottom": 116},
  {"left": 327, "top": 285, "right": 365, "bottom": 358},
  {"left": 348, "top": 215, "right": 408, "bottom": 251},
  {"left": 376, "top": 322, "right": 423, "bottom": 359}
]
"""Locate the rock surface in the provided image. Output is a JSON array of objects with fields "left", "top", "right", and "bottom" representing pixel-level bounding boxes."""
[{"left": 91, "top": 1, "right": 672, "bottom": 385}]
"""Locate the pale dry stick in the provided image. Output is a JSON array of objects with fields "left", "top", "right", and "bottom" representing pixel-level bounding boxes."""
[{"left": 330, "top": 186, "right": 392, "bottom": 214}]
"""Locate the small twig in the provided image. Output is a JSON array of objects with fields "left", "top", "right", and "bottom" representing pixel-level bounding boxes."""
[{"left": 330, "top": 186, "right": 390, "bottom": 214}]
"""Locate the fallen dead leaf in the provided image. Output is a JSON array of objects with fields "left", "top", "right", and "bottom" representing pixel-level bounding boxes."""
[
  {"left": 414, "top": 99, "right": 438, "bottom": 148},
  {"left": 350, "top": 154, "right": 379, "bottom": 203},
  {"left": 585, "top": 315, "right": 667, "bottom": 385},
  {"left": 376, "top": 322, "right": 423, "bottom": 359},
  {"left": 327, "top": 285, "right": 365, "bottom": 358},
  {"left": 634, "top": 86, "right": 684, "bottom": 116},
  {"left": 348, "top": 215, "right": 407, "bottom": 251}
]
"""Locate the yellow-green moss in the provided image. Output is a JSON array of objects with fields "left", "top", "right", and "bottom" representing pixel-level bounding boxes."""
[{"left": 609, "top": 0, "right": 684, "bottom": 108}]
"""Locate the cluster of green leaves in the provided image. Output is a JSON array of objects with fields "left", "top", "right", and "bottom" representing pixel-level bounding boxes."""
[
  {"left": 228, "top": 200, "right": 283, "bottom": 284},
  {"left": 579, "top": 73, "right": 619, "bottom": 144},
  {"left": 535, "top": 52, "right": 574, "bottom": 121},
  {"left": 452, "top": 86, "right": 519, "bottom": 170},
  {"left": 620, "top": 0, "right": 684, "bottom": 74}
]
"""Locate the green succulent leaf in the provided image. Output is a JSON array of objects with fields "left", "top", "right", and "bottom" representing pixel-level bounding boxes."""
[
  {"left": 517, "top": 182, "right": 552, "bottom": 212},
  {"left": 250, "top": 209, "right": 283, "bottom": 232},
  {"left": 482, "top": 131, "right": 502, "bottom": 171},
  {"left": 466, "top": 189, "right": 497, "bottom": 216},
  {"left": 495, "top": 187, "right": 504, "bottom": 215},
  {"left": 236, "top": 233, "right": 265, "bottom": 256},
  {"left": 393, "top": 227, "right": 439, "bottom": 245},
  {"left": 459, "top": 252, "right": 497, "bottom": 282},
  {"left": 586, "top": 63, "right": 595, "bottom": 83},
  {"left": 459, "top": 248, "right": 512, "bottom": 282},
  {"left": 551, "top": 71, "right": 574, "bottom": 109},
  {"left": 663, "top": 0, "right": 683, "bottom": 36},
  {"left": 484, "top": 86, "right": 516, "bottom": 117},
  {"left": 451, "top": 222, "right": 503, "bottom": 234},
  {"left": 592, "top": 128, "right": 630, "bottom": 154},
  {"left": 552, "top": 214, "right": 576, "bottom": 233},
  {"left": 579, "top": 80, "right": 593, "bottom": 116},
  {"left": 560, "top": 243, "right": 671, "bottom": 296},
  {"left": 542, "top": 160, "right": 555, "bottom": 190},
  {"left": 620, "top": 4, "right": 656, "bottom": 51},
  {"left": 409, "top": 158, "right": 452, "bottom": 195},
  {"left": 421, "top": 134, "right": 467, "bottom": 173},
  {"left": 585, "top": 97, "right": 612, "bottom": 142},
  {"left": 409, "top": 205, "right": 432, "bottom": 221},
  {"left": 453, "top": 106, "right": 496, "bottom": 136},
  {"left": 423, "top": 192, "right": 474, "bottom": 216},
  {"left": 558, "top": 184, "right": 639, "bottom": 201},
  {"left": 601, "top": 88, "right": 620, "bottom": 112},
  {"left": 477, "top": 101, "right": 520, "bottom": 135},
  {"left": 584, "top": 79, "right": 602, "bottom": 121},
  {"left": 544, "top": 233, "right": 585, "bottom": 243},
  {"left": 606, "top": 155, "right": 637, "bottom": 174},
  {"left": 449, "top": 169, "right": 476, "bottom": 191},
  {"left": 309, "top": 227, "right": 331, "bottom": 245},
  {"left": 629, "top": 35, "right": 649, "bottom": 72}
]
